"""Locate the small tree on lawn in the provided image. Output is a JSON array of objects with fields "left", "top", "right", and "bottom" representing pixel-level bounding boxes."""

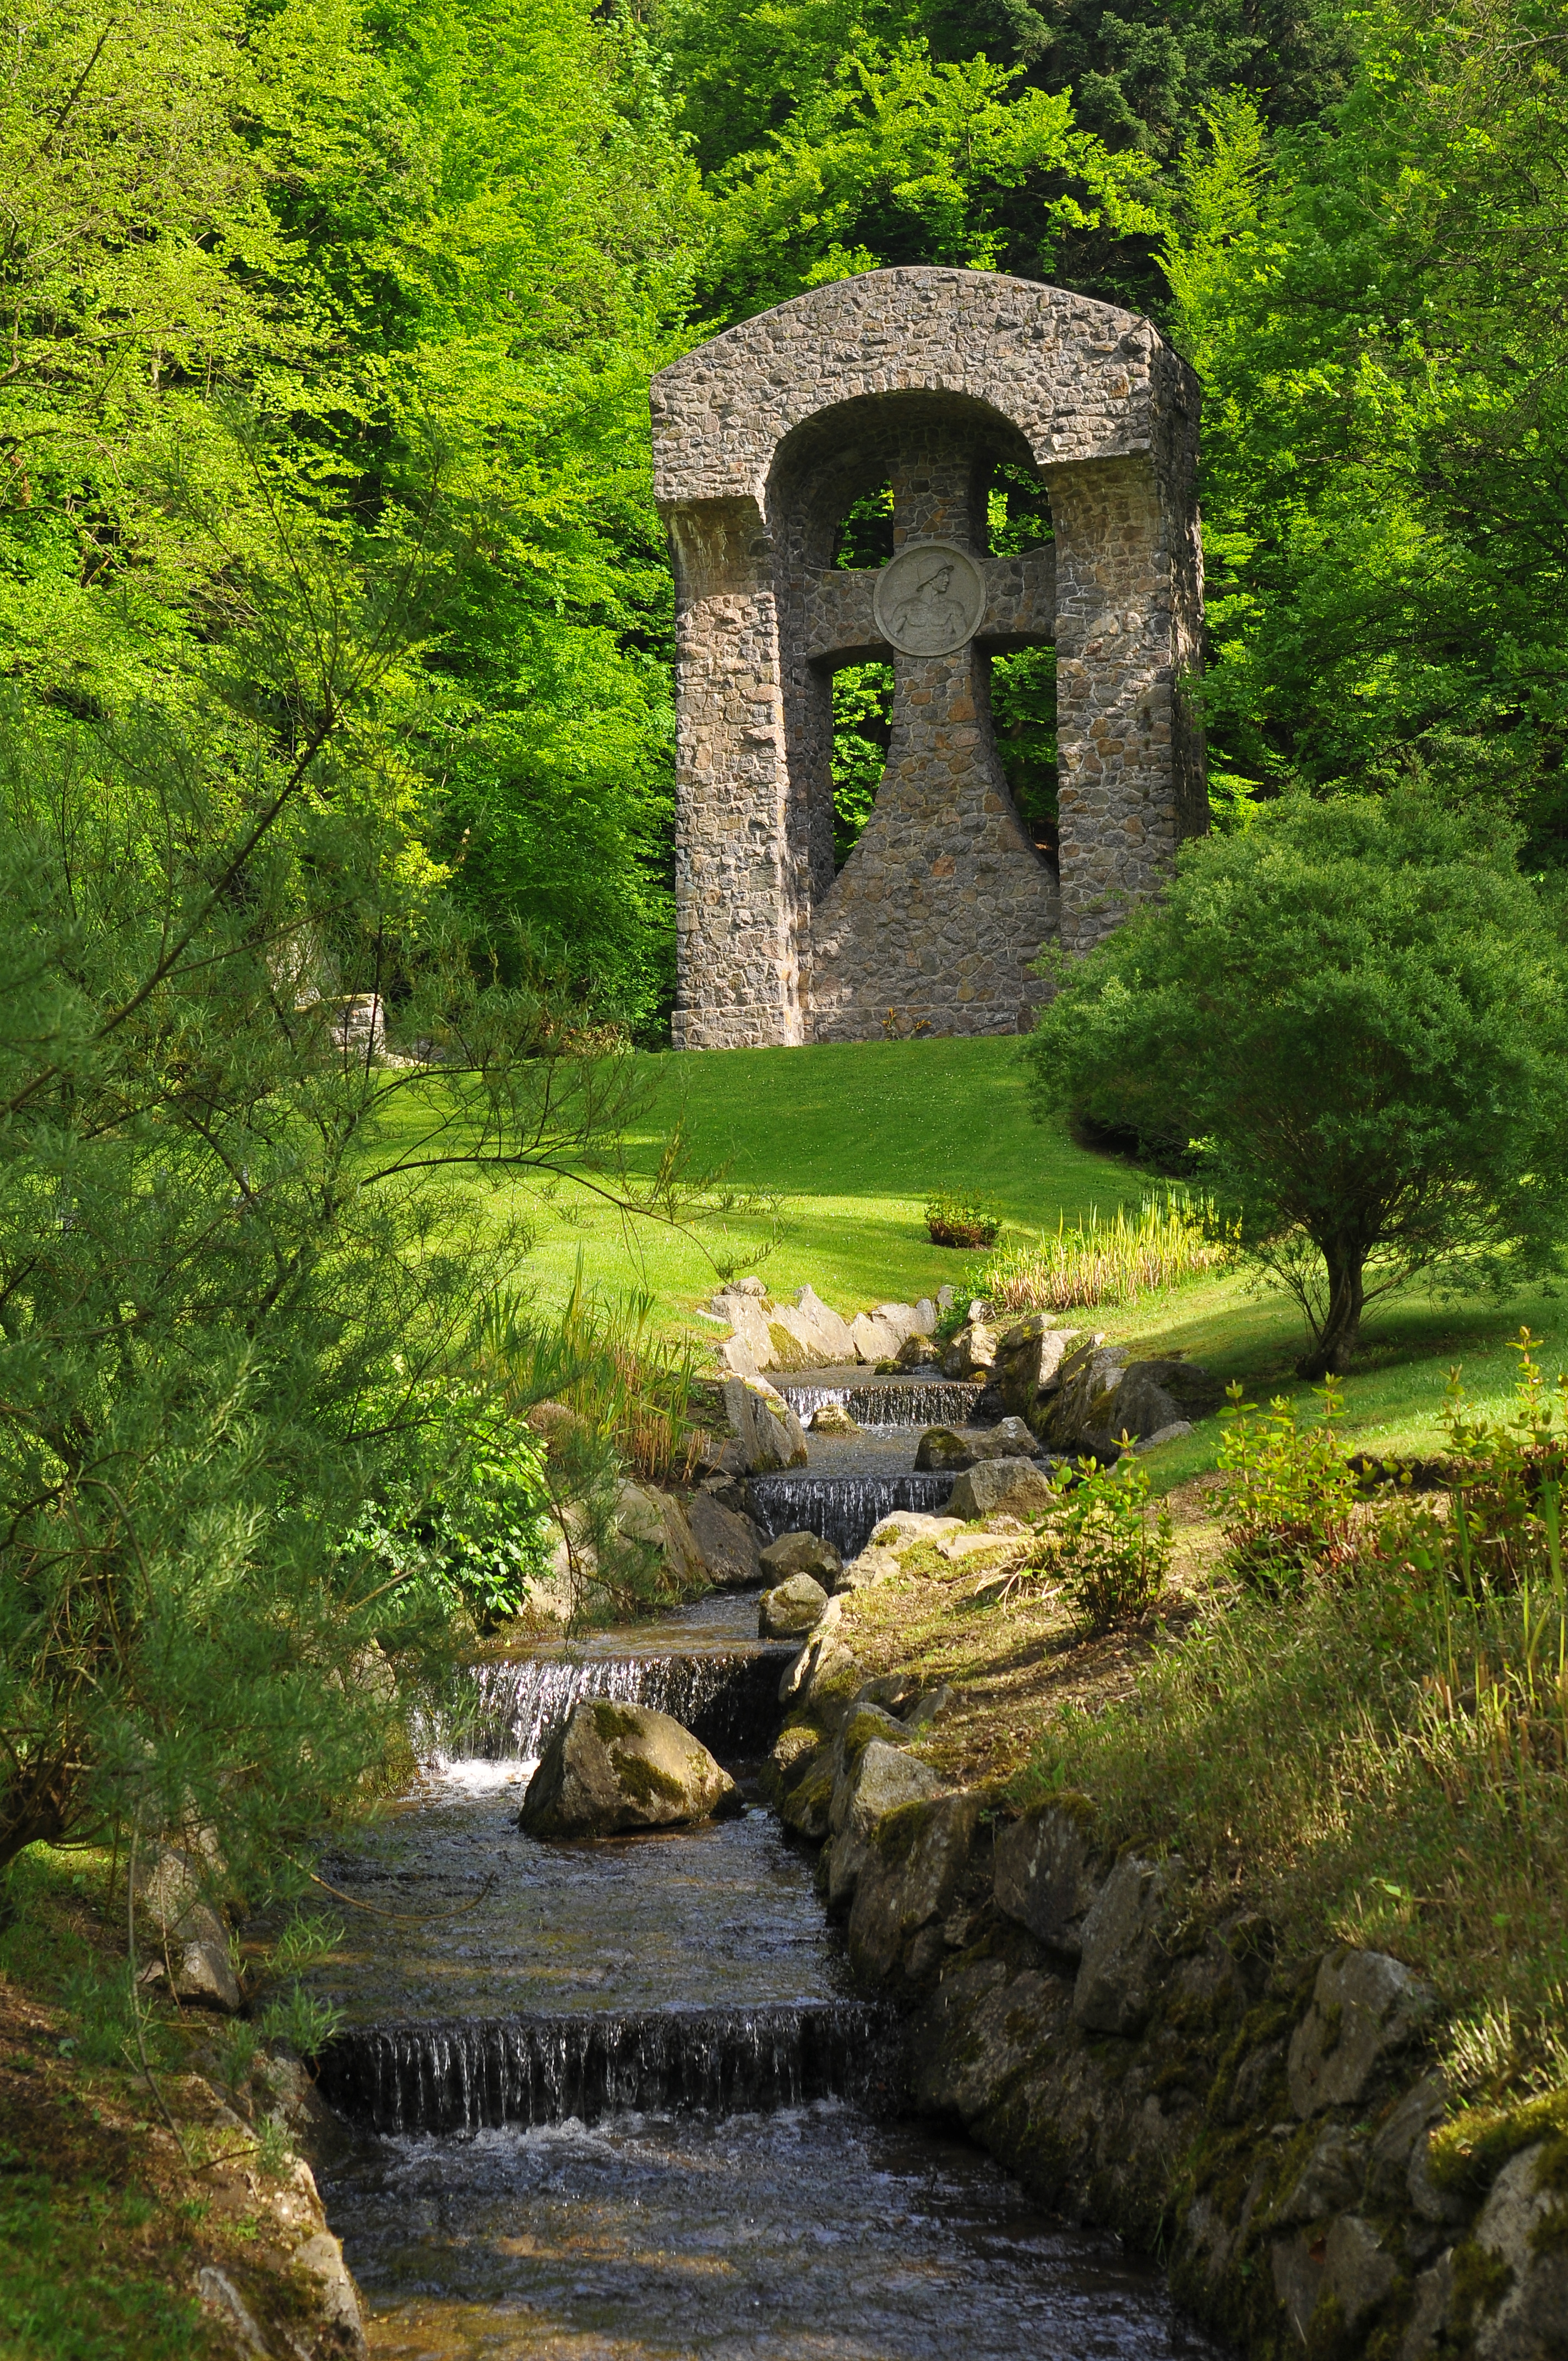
[{"left": 1026, "top": 795, "right": 1568, "bottom": 1378}]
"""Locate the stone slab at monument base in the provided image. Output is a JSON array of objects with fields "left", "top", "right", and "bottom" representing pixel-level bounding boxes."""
[{"left": 651, "top": 265, "right": 1206, "bottom": 1049}]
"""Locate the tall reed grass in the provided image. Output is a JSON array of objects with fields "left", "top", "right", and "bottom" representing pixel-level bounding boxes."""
[
  {"left": 481, "top": 1259, "right": 702, "bottom": 1486},
  {"left": 973, "top": 1190, "right": 1229, "bottom": 1314}
]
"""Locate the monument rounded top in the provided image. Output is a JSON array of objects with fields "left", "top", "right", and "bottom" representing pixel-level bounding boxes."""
[{"left": 873, "top": 539, "right": 986, "bottom": 659}]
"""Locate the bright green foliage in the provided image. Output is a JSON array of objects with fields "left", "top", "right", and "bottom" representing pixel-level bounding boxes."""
[
  {"left": 1217, "top": 1377, "right": 1358, "bottom": 1593},
  {"left": 697, "top": 37, "right": 1161, "bottom": 317},
  {"left": 665, "top": 0, "right": 1351, "bottom": 307},
  {"left": 337, "top": 1414, "right": 557, "bottom": 1629},
  {"left": 0, "top": 482, "right": 706, "bottom": 1890},
  {"left": 1027, "top": 795, "right": 1568, "bottom": 1377},
  {"left": 1031, "top": 1456, "right": 1173, "bottom": 1633},
  {"left": 0, "top": 0, "right": 698, "bottom": 1030},
  {"left": 830, "top": 664, "right": 893, "bottom": 866},
  {"left": 1163, "top": 3, "right": 1568, "bottom": 852}
]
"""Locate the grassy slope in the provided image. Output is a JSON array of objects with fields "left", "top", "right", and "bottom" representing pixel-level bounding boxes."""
[
  {"left": 464, "top": 1035, "right": 1567, "bottom": 1460},
  {"left": 498, "top": 1035, "right": 1146, "bottom": 1320}
]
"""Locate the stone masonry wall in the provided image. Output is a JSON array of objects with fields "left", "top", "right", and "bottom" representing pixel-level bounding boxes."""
[{"left": 651, "top": 268, "right": 1205, "bottom": 1045}]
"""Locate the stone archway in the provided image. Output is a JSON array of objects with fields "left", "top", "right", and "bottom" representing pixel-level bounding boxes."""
[{"left": 650, "top": 266, "right": 1205, "bottom": 1050}]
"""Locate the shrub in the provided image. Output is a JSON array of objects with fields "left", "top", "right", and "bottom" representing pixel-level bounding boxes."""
[
  {"left": 1019, "top": 1457, "right": 1173, "bottom": 1633},
  {"left": 1026, "top": 795, "right": 1568, "bottom": 1376},
  {"left": 925, "top": 1194, "right": 1001, "bottom": 1249},
  {"left": 1217, "top": 1377, "right": 1360, "bottom": 1593},
  {"left": 340, "top": 1406, "right": 557, "bottom": 1630}
]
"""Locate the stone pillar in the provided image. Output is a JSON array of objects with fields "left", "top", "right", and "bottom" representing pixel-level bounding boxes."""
[
  {"left": 1048, "top": 351, "right": 1205, "bottom": 956},
  {"left": 665, "top": 501, "right": 808, "bottom": 1049}
]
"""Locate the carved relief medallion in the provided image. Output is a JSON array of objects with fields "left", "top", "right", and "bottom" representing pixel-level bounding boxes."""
[{"left": 872, "top": 538, "right": 986, "bottom": 657}]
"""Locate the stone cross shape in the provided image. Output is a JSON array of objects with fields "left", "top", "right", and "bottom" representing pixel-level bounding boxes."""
[
  {"left": 650, "top": 267, "right": 1205, "bottom": 1049},
  {"left": 789, "top": 413, "right": 1058, "bottom": 1042}
]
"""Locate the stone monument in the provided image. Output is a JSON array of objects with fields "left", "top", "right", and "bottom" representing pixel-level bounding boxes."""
[{"left": 650, "top": 266, "right": 1205, "bottom": 1049}]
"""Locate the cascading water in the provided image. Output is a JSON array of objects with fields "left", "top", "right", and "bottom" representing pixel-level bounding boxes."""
[
  {"left": 433, "top": 1647, "right": 790, "bottom": 1763},
  {"left": 782, "top": 1378, "right": 984, "bottom": 1426},
  {"left": 749, "top": 1468, "right": 957, "bottom": 1556},
  {"left": 318, "top": 2000, "right": 903, "bottom": 2136},
  {"left": 305, "top": 1400, "right": 1222, "bottom": 2360}
]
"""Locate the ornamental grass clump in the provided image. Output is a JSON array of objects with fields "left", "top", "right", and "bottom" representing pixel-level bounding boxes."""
[{"left": 973, "top": 1190, "right": 1226, "bottom": 1313}]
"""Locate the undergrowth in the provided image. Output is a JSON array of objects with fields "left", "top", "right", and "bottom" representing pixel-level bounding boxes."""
[{"left": 1010, "top": 1334, "right": 1568, "bottom": 2061}]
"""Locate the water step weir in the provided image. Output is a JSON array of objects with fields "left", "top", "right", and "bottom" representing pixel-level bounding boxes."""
[
  {"left": 308, "top": 1576, "right": 1219, "bottom": 2356},
  {"left": 317, "top": 1999, "right": 904, "bottom": 2135}
]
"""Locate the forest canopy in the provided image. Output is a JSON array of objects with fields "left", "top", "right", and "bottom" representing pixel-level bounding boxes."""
[{"left": 1, "top": 0, "right": 1564, "bottom": 1031}]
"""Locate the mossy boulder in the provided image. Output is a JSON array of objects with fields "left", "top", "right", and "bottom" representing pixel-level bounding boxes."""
[
  {"left": 759, "top": 1530, "right": 842, "bottom": 1587},
  {"left": 519, "top": 1700, "right": 742, "bottom": 1839},
  {"left": 759, "top": 1572, "right": 830, "bottom": 1638}
]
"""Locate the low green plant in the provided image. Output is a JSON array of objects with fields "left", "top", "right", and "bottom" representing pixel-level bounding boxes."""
[
  {"left": 265, "top": 1913, "right": 344, "bottom": 1981},
  {"left": 251, "top": 2116, "right": 295, "bottom": 2179},
  {"left": 1377, "top": 1334, "right": 1568, "bottom": 1760},
  {"left": 217, "top": 2020, "right": 259, "bottom": 2094},
  {"left": 259, "top": 1986, "right": 342, "bottom": 2059},
  {"left": 925, "top": 1194, "right": 1002, "bottom": 1249},
  {"left": 1217, "top": 1375, "right": 1359, "bottom": 1593},
  {"left": 58, "top": 1965, "right": 140, "bottom": 2071},
  {"left": 340, "top": 1406, "right": 557, "bottom": 1630},
  {"left": 1021, "top": 1457, "right": 1173, "bottom": 1633}
]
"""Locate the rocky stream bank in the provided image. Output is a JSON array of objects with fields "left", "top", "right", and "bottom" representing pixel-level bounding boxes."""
[
  {"left": 122, "top": 1280, "right": 1563, "bottom": 2360},
  {"left": 765, "top": 1502, "right": 1568, "bottom": 2361}
]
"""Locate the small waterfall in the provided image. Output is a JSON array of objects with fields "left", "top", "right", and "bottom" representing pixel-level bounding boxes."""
[
  {"left": 317, "top": 2001, "right": 906, "bottom": 2136},
  {"left": 434, "top": 1652, "right": 790, "bottom": 1764},
  {"left": 783, "top": 1381, "right": 984, "bottom": 1427},
  {"left": 748, "top": 1471, "right": 956, "bottom": 1557}
]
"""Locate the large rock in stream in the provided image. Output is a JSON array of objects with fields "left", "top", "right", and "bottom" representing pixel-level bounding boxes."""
[{"left": 519, "top": 1701, "right": 742, "bottom": 1839}]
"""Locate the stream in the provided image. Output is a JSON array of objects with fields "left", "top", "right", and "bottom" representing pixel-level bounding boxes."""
[{"left": 308, "top": 1378, "right": 1221, "bottom": 2359}]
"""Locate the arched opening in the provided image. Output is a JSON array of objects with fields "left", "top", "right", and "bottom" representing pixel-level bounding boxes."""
[
  {"left": 829, "top": 659, "right": 893, "bottom": 868},
  {"left": 828, "top": 477, "right": 896, "bottom": 867},
  {"left": 830, "top": 480, "right": 895, "bottom": 572}
]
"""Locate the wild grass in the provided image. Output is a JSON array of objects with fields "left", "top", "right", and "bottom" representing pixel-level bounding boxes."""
[
  {"left": 1010, "top": 1339, "right": 1568, "bottom": 2064},
  {"left": 973, "top": 1192, "right": 1228, "bottom": 1316},
  {"left": 482, "top": 1259, "right": 703, "bottom": 1487}
]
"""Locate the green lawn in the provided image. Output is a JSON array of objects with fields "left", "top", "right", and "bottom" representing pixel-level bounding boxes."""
[
  {"left": 490, "top": 1036, "right": 1147, "bottom": 1322},
  {"left": 448, "top": 1033, "right": 1568, "bottom": 1465}
]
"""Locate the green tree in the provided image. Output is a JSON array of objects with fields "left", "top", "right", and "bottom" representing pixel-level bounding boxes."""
[
  {"left": 664, "top": 0, "right": 1351, "bottom": 308},
  {"left": 0, "top": 0, "right": 700, "bottom": 1033},
  {"left": 1163, "top": 2, "right": 1568, "bottom": 848},
  {"left": 699, "top": 37, "right": 1160, "bottom": 317},
  {"left": 1026, "top": 796, "right": 1568, "bottom": 1377},
  {"left": 0, "top": 454, "right": 705, "bottom": 1889}
]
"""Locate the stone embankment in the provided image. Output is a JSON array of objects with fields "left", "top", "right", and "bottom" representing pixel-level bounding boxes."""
[{"left": 763, "top": 1517, "right": 1568, "bottom": 2361}]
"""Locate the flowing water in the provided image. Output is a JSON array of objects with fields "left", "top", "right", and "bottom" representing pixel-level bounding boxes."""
[
  {"left": 748, "top": 1468, "right": 957, "bottom": 1557},
  {"left": 780, "top": 1379, "right": 985, "bottom": 1427},
  {"left": 311, "top": 1380, "right": 1221, "bottom": 2360}
]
